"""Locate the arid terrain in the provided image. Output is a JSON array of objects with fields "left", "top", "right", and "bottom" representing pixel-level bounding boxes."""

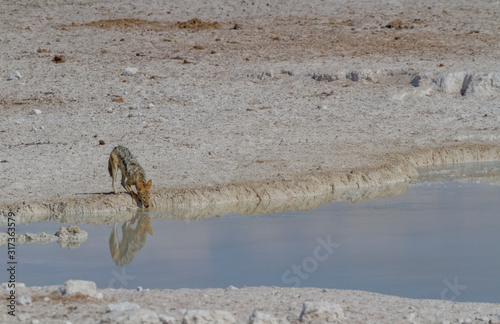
[{"left": 1, "top": 0, "right": 500, "bottom": 322}]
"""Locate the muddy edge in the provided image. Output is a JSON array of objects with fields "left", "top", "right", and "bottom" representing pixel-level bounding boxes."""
[{"left": 2, "top": 144, "right": 499, "bottom": 219}]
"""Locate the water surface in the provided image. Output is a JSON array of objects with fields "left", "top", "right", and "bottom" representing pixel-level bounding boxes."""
[{"left": 3, "top": 162, "right": 500, "bottom": 303}]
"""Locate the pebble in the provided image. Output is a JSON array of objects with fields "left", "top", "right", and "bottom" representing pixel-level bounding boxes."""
[
  {"left": 101, "top": 308, "right": 159, "bottom": 324},
  {"left": 57, "top": 280, "right": 98, "bottom": 298},
  {"left": 17, "top": 313, "right": 30, "bottom": 321},
  {"left": 31, "top": 109, "right": 42, "bottom": 115},
  {"left": 7, "top": 70, "right": 22, "bottom": 80},
  {"left": 248, "top": 311, "right": 279, "bottom": 324},
  {"left": 17, "top": 295, "right": 32, "bottom": 306},
  {"left": 148, "top": 103, "right": 155, "bottom": 109},
  {"left": 183, "top": 310, "right": 237, "bottom": 324},
  {"left": 158, "top": 314, "right": 176, "bottom": 324},
  {"left": 122, "top": 67, "right": 138, "bottom": 76},
  {"left": 106, "top": 302, "right": 141, "bottom": 312},
  {"left": 299, "top": 301, "right": 344, "bottom": 323}
]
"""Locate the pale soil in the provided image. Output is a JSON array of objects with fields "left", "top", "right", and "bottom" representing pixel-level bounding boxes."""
[
  {"left": 2, "top": 284, "right": 500, "bottom": 324},
  {"left": 1, "top": 0, "right": 500, "bottom": 322}
]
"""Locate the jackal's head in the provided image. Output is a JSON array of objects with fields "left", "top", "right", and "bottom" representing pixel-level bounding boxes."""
[{"left": 137, "top": 180, "right": 152, "bottom": 208}]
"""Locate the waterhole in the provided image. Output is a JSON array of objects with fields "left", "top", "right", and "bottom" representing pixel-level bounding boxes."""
[{"left": 2, "top": 162, "right": 499, "bottom": 303}]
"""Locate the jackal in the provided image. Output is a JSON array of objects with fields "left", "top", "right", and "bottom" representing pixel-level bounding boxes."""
[{"left": 108, "top": 146, "right": 152, "bottom": 208}]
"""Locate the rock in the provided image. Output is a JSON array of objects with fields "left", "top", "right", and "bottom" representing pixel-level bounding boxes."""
[
  {"left": 225, "top": 285, "right": 238, "bottom": 291},
  {"left": 258, "top": 71, "right": 274, "bottom": 80},
  {"left": 101, "top": 308, "right": 160, "bottom": 324},
  {"left": 31, "top": 109, "right": 42, "bottom": 115},
  {"left": 17, "top": 313, "right": 30, "bottom": 321},
  {"left": 158, "top": 314, "right": 176, "bottom": 324},
  {"left": 249, "top": 311, "right": 279, "bottom": 324},
  {"left": 106, "top": 302, "right": 141, "bottom": 313},
  {"left": 52, "top": 55, "right": 66, "bottom": 63},
  {"left": 432, "top": 72, "right": 468, "bottom": 94},
  {"left": 346, "top": 70, "right": 359, "bottom": 82},
  {"left": 122, "top": 67, "right": 138, "bottom": 76},
  {"left": 17, "top": 295, "right": 32, "bottom": 306},
  {"left": 299, "top": 301, "right": 344, "bottom": 323},
  {"left": 15, "top": 232, "right": 58, "bottom": 244},
  {"left": 7, "top": 70, "right": 22, "bottom": 80},
  {"left": 465, "top": 72, "right": 500, "bottom": 96},
  {"left": 57, "top": 280, "right": 98, "bottom": 298},
  {"left": 312, "top": 73, "right": 339, "bottom": 82},
  {"left": 410, "top": 75, "right": 423, "bottom": 87},
  {"left": 182, "top": 310, "right": 237, "bottom": 324},
  {"left": 55, "top": 225, "right": 88, "bottom": 243},
  {"left": 148, "top": 103, "right": 155, "bottom": 109}
]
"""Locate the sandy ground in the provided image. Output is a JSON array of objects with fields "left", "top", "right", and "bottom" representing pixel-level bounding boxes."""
[{"left": 1, "top": 0, "right": 500, "bottom": 322}]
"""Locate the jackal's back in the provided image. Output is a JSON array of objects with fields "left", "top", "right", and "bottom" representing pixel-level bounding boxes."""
[{"left": 110, "top": 145, "right": 146, "bottom": 181}]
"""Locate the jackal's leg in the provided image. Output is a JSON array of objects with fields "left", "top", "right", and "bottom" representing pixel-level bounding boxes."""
[
  {"left": 125, "top": 182, "right": 138, "bottom": 205},
  {"left": 108, "top": 153, "right": 119, "bottom": 194},
  {"left": 121, "top": 174, "right": 128, "bottom": 192}
]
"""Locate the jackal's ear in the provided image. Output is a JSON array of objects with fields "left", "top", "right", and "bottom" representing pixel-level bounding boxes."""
[{"left": 145, "top": 179, "right": 152, "bottom": 190}]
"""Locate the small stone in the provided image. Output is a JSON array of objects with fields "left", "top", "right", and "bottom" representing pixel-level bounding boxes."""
[
  {"left": 105, "top": 108, "right": 113, "bottom": 113},
  {"left": 17, "top": 295, "right": 32, "bottom": 306},
  {"left": 137, "top": 286, "right": 143, "bottom": 292},
  {"left": 43, "top": 297, "right": 50, "bottom": 302},
  {"left": 106, "top": 302, "right": 141, "bottom": 313},
  {"left": 122, "top": 67, "right": 138, "bottom": 76},
  {"left": 299, "top": 301, "right": 344, "bottom": 323},
  {"left": 18, "top": 313, "right": 30, "bottom": 321},
  {"left": 7, "top": 71, "right": 22, "bottom": 80},
  {"left": 225, "top": 285, "right": 238, "bottom": 291},
  {"left": 31, "top": 109, "right": 42, "bottom": 115},
  {"left": 182, "top": 310, "right": 237, "bottom": 324},
  {"left": 148, "top": 103, "right": 155, "bottom": 109},
  {"left": 52, "top": 55, "right": 66, "bottom": 63},
  {"left": 101, "top": 308, "right": 159, "bottom": 324},
  {"left": 158, "top": 314, "right": 176, "bottom": 324},
  {"left": 249, "top": 311, "right": 279, "bottom": 324},
  {"left": 99, "top": 140, "right": 105, "bottom": 145},
  {"left": 57, "top": 280, "right": 98, "bottom": 298}
]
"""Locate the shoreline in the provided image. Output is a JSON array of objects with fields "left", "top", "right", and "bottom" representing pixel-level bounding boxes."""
[{"left": 2, "top": 143, "right": 500, "bottom": 222}]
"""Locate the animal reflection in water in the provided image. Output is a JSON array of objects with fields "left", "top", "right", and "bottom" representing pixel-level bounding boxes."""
[{"left": 109, "top": 213, "right": 153, "bottom": 266}]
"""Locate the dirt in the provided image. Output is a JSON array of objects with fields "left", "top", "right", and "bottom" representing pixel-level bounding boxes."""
[{"left": 1, "top": 0, "right": 500, "bottom": 322}]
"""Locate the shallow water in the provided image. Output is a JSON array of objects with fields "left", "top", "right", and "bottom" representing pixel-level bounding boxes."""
[{"left": 2, "top": 162, "right": 500, "bottom": 303}]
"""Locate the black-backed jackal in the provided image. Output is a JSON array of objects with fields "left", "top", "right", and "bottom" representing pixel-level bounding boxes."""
[{"left": 108, "top": 146, "right": 152, "bottom": 208}]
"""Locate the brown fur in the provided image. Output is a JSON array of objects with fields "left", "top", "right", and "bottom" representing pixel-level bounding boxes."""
[{"left": 108, "top": 146, "right": 152, "bottom": 208}]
